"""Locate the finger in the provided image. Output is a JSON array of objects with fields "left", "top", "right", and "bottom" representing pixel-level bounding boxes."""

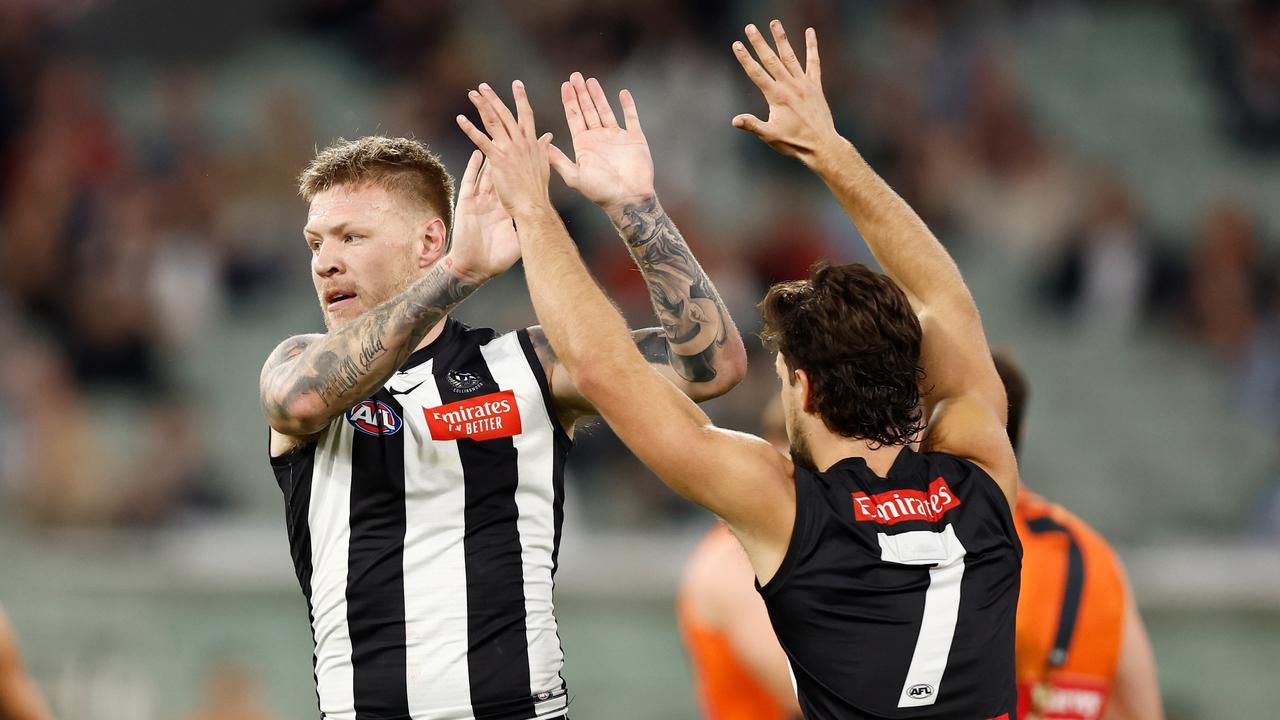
[
  {"left": 458, "top": 149, "right": 483, "bottom": 195},
  {"left": 512, "top": 80, "right": 537, "bottom": 140},
  {"left": 570, "top": 71, "right": 601, "bottom": 129},
  {"left": 745, "top": 23, "right": 788, "bottom": 80},
  {"left": 468, "top": 90, "right": 509, "bottom": 142},
  {"left": 561, "top": 81, "right": 587, "bottom": 136},
  {"left": 731, "top": 113, "right": 768, "bottom": 138},
  {"left": 476, "top": 157, "right": 493, "bottom": 195},
  {"left": 586, "top": 77, "right": 618, "bottom": 128},
  {"left": 733, "top": 40, "right": 775, "bottom": 94},
  {"left": 805, "top": 27, "right": 821, "bottom": 83},
  {"left": 770, "top": 19, "right": 804, "bottom": 77},
  {"left": 619, "top": 89, "right": 643, "bottom": 134},
  {"left": 478, "top": 82, "right": 520, "bottom": 139},
  {"left": 456, "top": 114, "right": 496, "bottom": 154},
  {"left": 547, "top": 142, "right": 578, "bottom": 186}
]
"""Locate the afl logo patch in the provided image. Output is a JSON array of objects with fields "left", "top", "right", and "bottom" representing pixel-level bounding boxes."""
[
  {"left": 447, "top": 370, "right": 484, "bottom": 393},
  {"left": 345, "top": 400, "right": 403, "bottom": 436},
  {"left": 906, "top": 683, "right": 934, "bottom": 700}
]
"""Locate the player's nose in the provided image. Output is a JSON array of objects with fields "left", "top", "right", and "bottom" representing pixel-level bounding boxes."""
[{"left": 312, "top": 239, "right": 345, "bottom": 277}]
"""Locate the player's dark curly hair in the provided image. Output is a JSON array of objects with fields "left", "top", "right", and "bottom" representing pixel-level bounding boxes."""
[{"left": 759, "top": 262, "right": 926, "bottom": 447}]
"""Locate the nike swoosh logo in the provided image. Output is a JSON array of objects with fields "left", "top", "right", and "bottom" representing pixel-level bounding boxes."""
[{"left": 389, "top": 379, "right": 428, "bottom": 397}]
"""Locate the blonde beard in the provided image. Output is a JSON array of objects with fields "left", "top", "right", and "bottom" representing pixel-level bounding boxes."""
[{"left": 323, "top": 259, "right": 427, "bottom": 331}]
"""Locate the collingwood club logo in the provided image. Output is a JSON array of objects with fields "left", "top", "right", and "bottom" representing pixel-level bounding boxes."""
[{"left": 447, "top": 370, "right": 484, "bottom": 394}]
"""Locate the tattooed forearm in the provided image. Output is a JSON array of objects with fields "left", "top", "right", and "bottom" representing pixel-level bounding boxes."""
[
  {"left": 260, "top": 262, "right": 481, "bottom": 433},
  {"left": 616, "top": 196, "right": 735, "bottom": 383}
]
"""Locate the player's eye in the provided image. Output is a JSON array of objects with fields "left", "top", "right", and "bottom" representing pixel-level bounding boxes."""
[
  {"left": 307, "top": 238, "right": 321, "bottom": 252},
  {"left": 344, "top": 234, "right": 360, "bottom": 243}
]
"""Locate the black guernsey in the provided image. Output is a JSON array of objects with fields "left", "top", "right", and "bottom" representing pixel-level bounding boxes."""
[{"left": 758, "top": 447, "right": 1021, "bottom": 720}]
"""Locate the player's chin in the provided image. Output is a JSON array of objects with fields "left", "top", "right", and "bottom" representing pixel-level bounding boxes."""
[{"left": 322, "top": 304, "right": 361, "bottom": 330}]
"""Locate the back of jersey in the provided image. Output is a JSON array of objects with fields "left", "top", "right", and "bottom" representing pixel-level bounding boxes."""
[
  {"left": 758, "top": 447, "right": 1021, "bottom": 720},
  {"left": 1015, "top": 490, "right": 1125, "bottom": 720}
]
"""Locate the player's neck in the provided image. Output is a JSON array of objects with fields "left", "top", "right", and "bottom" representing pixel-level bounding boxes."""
[
  {"left": 412, "top": 315, "right": 450, "bottom": 353},
  {"left": 809, "top": 432, "right": 905, "bottom": 477}
]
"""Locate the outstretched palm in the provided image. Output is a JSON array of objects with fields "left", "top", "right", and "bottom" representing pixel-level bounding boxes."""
[
  {"left": 730, "top": 21, "right": 837, "bottom": 163},
  {"left": 549, "top": 73, "right": 655, "bottom": 216},
  {"left": 450, "top": 149, "right": 521, "bottom": 280}
]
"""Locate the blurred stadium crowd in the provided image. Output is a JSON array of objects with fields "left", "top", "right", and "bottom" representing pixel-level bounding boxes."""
[{"left": 1, "top": 0, "right": 1279, "bottom": 537}]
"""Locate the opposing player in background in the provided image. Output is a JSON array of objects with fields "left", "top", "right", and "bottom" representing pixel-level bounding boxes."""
[
  {"left": 0, "top": 607, "right": 52, "bottom": 720},
  {"left": 457, "top": 20, "right": 1020, "bottom": 719},
  {"left": 677, "top": 398, "right": 799, "bottom": 720},
  {"left": 260, "top": 76, "right": 746, "bottom": 718},
  {"left": 994, "top": 353, "right": 1164, "bottom": 720}
]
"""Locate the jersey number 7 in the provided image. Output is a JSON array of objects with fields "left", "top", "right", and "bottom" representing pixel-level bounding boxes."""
[{"left": 877, "top": 525, "right": 967, "bottom": 708}]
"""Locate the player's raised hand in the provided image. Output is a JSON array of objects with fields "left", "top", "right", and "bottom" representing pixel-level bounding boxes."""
[
  {"left": 446, "top": 150, "right": 521, "bottom": 281},
  {"left": 731, "top": 21, "right": 839, "bottom": 163},
  {"left": 455, "top": 80, "right": 554, "bottom": 219},
  {"left": 548, "top": 73, "right": 654, "bottom": 221}
]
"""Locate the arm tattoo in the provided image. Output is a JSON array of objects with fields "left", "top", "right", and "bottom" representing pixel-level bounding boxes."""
[
  {"left": 617, "top": 196, "right": 731, "bottom": 383},
  {"left": 261, "top": 262, "right": 480, "bottom": 430}
]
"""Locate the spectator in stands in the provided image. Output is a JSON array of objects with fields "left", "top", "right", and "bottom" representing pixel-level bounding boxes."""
[
  {"left": 1189, "top": 201, "right": 1272, "bottom": 363},
  {"left": 1043, "top": 169, "right": 1185, "bottom": 337},
  {"left": 1193, "top": 0, "right": 1280, "bottom": 150}
]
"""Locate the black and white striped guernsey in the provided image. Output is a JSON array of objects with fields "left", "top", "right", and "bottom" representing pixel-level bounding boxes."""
[{"left": 271, "top": 319, "right": 571, "bottom": 720}]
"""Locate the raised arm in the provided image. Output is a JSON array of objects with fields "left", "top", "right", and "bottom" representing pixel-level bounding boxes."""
[
  {"left": 261, "top": 151, "right": 517, "bottom": 445},
  {"left": 532, "top": 73, "right": 746, "bottom": 421},
  {"left": 731, "top": 21, "right": 1016, "bottom": 503},
  {"left": 456, "top": 82, "right": 794, "bottom": 575}
]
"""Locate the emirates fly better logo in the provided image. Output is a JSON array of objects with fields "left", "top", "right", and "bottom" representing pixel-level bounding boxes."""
[{"left": 424, "top": 390, "right": 522, "bottom": 441}]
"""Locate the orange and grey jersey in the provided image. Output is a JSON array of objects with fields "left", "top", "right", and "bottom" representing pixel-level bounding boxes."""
[
  {"left": 271, "top": 319, "right": 570, "bottom": 720},
  {"left": 1015, "top": 490, "right": 1126, "bottom": 720}
]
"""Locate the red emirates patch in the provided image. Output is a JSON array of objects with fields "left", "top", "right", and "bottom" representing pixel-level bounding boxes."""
[
  {"left": 424, "top": 390, "right": 522, "bottom": 441},
  {"left": 852, "top": 477, "right": 961, "bottom": 525}
]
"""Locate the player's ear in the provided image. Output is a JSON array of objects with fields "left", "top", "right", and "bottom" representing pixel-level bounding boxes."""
[
  {"left": 417, "top": 216, "right": 448, "bottom": 268},
  {"left": 794, "top": 368, "right": 816, "bottom": 415}
]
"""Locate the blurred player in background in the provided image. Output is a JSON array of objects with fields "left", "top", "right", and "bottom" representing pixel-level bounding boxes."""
[
  {"left": 457, "top": 20, "right": 1021, "bottom": 718},
  {"left": 0, "top": 607, "right": 52, "bottom": 720},
  {"left": 994, "top": 353, "right": 1165, "bottom": 720},
  {"left": 260, "top": 75, "right": 746, "bottom": 718},
  {"left": 182, "top": 656, "right": 275, "bottom": 720},
  {"left": 677, "top": 398, "right": 799, "bottom": 720}
]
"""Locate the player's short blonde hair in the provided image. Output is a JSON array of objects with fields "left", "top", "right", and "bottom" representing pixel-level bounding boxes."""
[{"left": 298, "top": 136, "right": 455, "bottom": 232}]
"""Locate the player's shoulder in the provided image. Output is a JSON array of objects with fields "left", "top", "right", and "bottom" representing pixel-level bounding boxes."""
[
  {"left": 1017, "top": 489, "right": 1123, "bottom": 564},
  {"left": 681, "top": 525, "right": 754, "bottom": 604},
  {"left": 915, "top": 446, "right": 997, "bottom": 485}
]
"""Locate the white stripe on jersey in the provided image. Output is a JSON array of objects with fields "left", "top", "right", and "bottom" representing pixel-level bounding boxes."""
[
  {"left": 878, "top": 525, "right": 967, "bottom": 708},
  {"left": 480, "top": 333, "right": 567, "bottom": 705},
  {"left": 310, "top": 420, "right": 357, "bottom": 720},
  {"left": 393, "top": 359, "right": 476, "bottom": 720}
]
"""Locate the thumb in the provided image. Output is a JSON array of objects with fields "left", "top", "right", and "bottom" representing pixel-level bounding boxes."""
[
  {"left": 731, "top": 113, "right": 769, "bottom": 137},
  {"left": 547, "top": 142, "right": 578, "bottom": 186}
]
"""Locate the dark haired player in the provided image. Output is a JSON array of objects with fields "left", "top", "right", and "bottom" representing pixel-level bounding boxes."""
[
  {"left": 993, "top": 354, "right": 1164, "bottom": 720},
  {"left": 456, "top": 20, "right": 1019, "bottom": 720}
]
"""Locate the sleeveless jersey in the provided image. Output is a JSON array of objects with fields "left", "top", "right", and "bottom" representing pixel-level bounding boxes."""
[
  {"left": 757, "top": 447, "right": 1021, "bottom": 719},
  {"left": 270, "top": 319, "right": 571, "bottom": 720},
  {"left": 678, "top": 525, "right": 794, "bottom": 720},
  {"left": 1014, "top": 489, "right": 1126, "bottom": 720}
]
